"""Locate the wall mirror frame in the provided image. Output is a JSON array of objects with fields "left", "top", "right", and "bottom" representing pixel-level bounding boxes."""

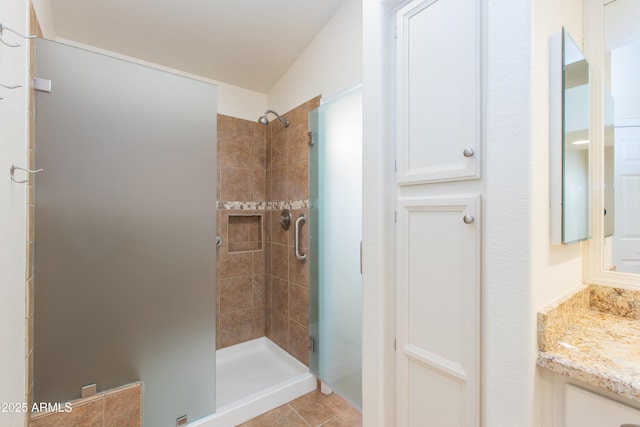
[
  {"left": 550, "top": 27, "right": 591, "bottom": 245},
  {"left": 583, "top": 0, "right": 640, "bottom": 289}
]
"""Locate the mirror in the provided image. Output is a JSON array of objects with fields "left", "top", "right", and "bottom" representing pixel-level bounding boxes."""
[
  {"left": 602, "top": 0, "right": 640, "bottom": 273},
  {"left": 550, "top": 28, "right": 590, "bottom": 245}
]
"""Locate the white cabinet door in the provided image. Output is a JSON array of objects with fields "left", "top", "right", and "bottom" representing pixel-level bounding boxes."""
[
  {"left": 566, "top": 385, "right": 640, "bottom": 427},
  {"left": 395, "top": 195, "right": 481, "bottom": 427},
  {"left": 395, "top": 0, "right": 481, "bottom": 185}
]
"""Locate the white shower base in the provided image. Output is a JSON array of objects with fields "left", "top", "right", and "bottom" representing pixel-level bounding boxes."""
[{"left": 190, "top": 337, "right": 317, "bottom": 427}]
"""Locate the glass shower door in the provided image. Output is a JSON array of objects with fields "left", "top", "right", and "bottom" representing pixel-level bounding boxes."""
[
  {"left": 34, "top": 39, "right": 217, "bottom": 426},
  {"left": 308, "top": 86, "right": 362, "bottom": 409}
]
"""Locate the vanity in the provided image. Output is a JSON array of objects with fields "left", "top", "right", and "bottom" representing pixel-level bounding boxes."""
[{"left": 538, "top": 285, "right": 640, "bottom": 426}]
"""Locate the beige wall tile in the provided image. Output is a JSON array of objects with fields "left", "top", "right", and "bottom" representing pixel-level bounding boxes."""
[
  {"left": 252, "top": 251, "right": 265, "bottom": 275},
  {"left": 287, "top": 123, "right": 309, "bottom": 165},
  {"left": 253, "top": 136, "right": 267, "bottom": 170},
  {"left": 252, "top": 305, "right": 266, "bottom": 339},
  {"left": 288, "top": 321, "right": 309, "bottom": 366},
  {"left": 265, "top": 308, "right": 272, "bottom": 338},
  {"left": 105, "top": 385, "right": 142, "bottom": 427},
  {"left": 218, "top": 134, "right": 253, "bottom": 169},
  {"left": 288, "top": 161, "right": 308, "bottom": 200},
  {"left": 237, "top": 118, "right": 255, "bottom": 136},
  {"left": 270, "top": 166, "right": 288, "bottom": 201},
  {"left": 288, "top": 251, "right": 308, "bottom": 287},
  {"left": 253, "top": 274, "right": 266, "bottom": 306},
  {"left": 270, "top": 128, "right": 288, "bottom": 170},
  {"left": 218, "top": 245, "right": 253, "bottom": 279},
  {"left": 220, "top": 276, "right": 253, "bottom": 313},
  {"left": 221, "top": 168, "right": 253, "bottom": 201},
  {"left": 270, "top": 244, "right": 289, "bottom": 281},
  {"left": 219, "top": 308, "right": 253, "bottom": 348},
  {"left": 270, "top": 311, "right": 289, "bottom": 351},
  {"left": 264, "top": 243, "right": 272, "bottom": 275},
  {"left": 228, "top": 216, "right": 251, "bottom": 242},
  {"left": 32, "top": 397, "right": 103, "bottom": 427},
  {"left": 218, "top": 115, "right": 237, "bottom": 137},
  {"left": 265, "top": 274, "right": 272, "bottom": 309},
  {"left": 289, "top": 284, "right": 308, "bottom": 326},
  {"left": 253, "top": 170, "right": 266, "bottom": 202},
  {"left": 272, "top": 277, "right": 289, "bottom": 316},
  {"left": 270, "top": 210, "right": 289, "bottom": 245}
]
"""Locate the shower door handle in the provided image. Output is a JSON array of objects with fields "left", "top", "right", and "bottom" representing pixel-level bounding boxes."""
[{"left": 295, "top": 215, "right": 307, "bottom": 261}]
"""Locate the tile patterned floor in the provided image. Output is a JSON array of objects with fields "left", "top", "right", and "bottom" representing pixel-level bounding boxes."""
[{"left": 239, "top": 390, "right": 362, "bottom": 427}]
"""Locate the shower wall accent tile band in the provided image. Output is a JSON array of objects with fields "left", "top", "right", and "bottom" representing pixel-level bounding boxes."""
[
  {"left": 216, "top": 96, "right": 319, "bottom": 367},
  {"left": 217, "top": 200, "right": 310, "bottom": 210}
]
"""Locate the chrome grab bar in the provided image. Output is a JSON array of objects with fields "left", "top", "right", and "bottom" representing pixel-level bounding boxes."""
[{"left": 295, "top": 214, "right": 306, "bottom": 261}]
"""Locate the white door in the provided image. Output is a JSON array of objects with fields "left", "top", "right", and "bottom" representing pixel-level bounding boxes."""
[
  {"left": 396, "top": 196, "right": 481, "bottom": 427},
  {"left": 613, "top": 126, "right": 640, "bottom": 273},
  {"left": 394, "top": 0, "right": 482, "bottom": 425}
]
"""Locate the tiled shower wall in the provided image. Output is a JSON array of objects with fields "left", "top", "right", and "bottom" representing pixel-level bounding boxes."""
[
  {"left": 216, "top": 116, "right": 267, "bottom": 349},
  {"left": 216, "top": 96, "right": 320, "bottom": 367},
  {"left": 265, "top": 97, "right": 321, "bottom": 366}
]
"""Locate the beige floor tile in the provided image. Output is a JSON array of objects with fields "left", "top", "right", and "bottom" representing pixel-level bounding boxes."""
[
  {"left": 321, "top": 406, "right": 362, "bottom": 427},
  {"left": 289, "top": 391, "right": 350, "bottom": 426},
  {"left": 244, "top": 404, "right": 308, "bottom": 427}
]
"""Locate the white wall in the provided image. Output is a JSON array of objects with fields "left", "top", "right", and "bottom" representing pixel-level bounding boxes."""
[
  {"left": 0, "top": 0, "right": 29, "bottom": 425},
  {"left": 362, "top": 0, "right": 395, "bottom": 425},
  {"left": 31, "top": 0, "right": 268, "bottom": 122},
  {"left": 485, "top": 0, "right": 585, "bottom": 425},
  {"left": 32, "top": 0, "right": 363, "bottom": 121},
  {"left": 268, "top": 0, "right": 363, "bottom": 113}
]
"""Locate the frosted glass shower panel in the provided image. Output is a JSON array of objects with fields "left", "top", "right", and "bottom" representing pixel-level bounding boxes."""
[
  {"left": 309, "top": 86, "right": 363, "bottom": 409},
  {"left": 34, "top": 39, "right": 217, "bottom": 426}
]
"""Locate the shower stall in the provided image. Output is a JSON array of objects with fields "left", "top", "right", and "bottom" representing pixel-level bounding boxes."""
[
  {"left": 33, "top": 38, "right": 360, "bottom": 427},
  {"left": 32, "top": 39, "right": 315, "bottom": 427}
]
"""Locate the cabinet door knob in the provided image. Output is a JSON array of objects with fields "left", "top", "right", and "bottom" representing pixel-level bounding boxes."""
[
  {"left": 463, "top": 214, "right": 475, "bottom": 224},
  {"left": 463, "top": 147, "right": 475, "bottom": 157}
]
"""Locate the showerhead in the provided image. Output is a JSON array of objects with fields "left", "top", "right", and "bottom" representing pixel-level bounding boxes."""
[{"left": 258, "top": 110, "right": 289, "bottom": 127}]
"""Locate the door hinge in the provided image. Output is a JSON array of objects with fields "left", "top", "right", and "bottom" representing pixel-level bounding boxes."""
[
  {"left": 309, "top": 336, "right": 315, "bottom": 353},
  {"left": 395, "top": 211, "right": 397, "bottom": 223},
  {"left": 394, "top": 339, "right": 397, "bottom": 350},
  {"left": 308, "top": 131, "right": 314, "bottom": 146}
]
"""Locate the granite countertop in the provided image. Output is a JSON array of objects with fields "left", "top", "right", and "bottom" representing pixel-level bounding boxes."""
[{"left": 537, "top": 285, "right": 640, "bottom": 402}]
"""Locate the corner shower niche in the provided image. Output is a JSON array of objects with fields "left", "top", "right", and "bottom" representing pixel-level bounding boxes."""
[{"left": 227, "top": 214, "right": 263, "bottom": 253}]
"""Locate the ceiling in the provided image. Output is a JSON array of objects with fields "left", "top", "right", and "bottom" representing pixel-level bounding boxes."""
[{"left": 48, "top": 0, "right": 347, "bottom": 94}]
